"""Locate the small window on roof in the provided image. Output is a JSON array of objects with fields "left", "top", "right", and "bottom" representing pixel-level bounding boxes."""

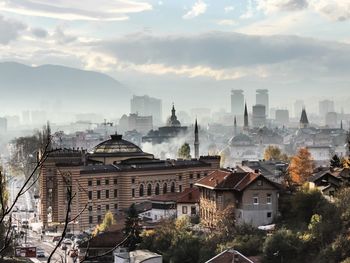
[{"left": 257, "top": 180, "right": 262, "bottom": 186}]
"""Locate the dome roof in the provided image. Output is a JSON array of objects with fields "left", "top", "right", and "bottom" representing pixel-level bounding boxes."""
[
  {"left": 92, "top": 134, "right": 143, "bottom": 154},
  {"left": 229, "top": 133, "right": 253, "bottom": 146}
]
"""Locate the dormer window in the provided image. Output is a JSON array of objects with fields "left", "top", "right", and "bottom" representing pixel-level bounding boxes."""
[{"left": 257, "top": 180, "right": 262, "bottom": 186}]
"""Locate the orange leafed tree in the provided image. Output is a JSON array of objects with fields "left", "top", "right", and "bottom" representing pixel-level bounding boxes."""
[{"left": 288, "top": 148, "right": 315, "bottom": 185}]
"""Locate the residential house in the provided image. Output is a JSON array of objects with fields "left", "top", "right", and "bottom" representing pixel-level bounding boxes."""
[
  {"left": 195, "top": 169, "right": 280, "bottom": 227},
  {"left": 205, "top": 248, "right": 255, "bottom": 263},
  {"left": 307, "top": 170, "right": 343, "bottom": 200}
]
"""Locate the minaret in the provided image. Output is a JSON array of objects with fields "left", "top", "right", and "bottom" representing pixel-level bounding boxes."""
[
  {"left": 194, "top": 118, "right": 199, "bottom": 159},
  {"left": 234, "top": 115, "right": 237, "bottom": 136},
  {"left": 341, "top": 120, "right": 343, "bottom": 130},
  {"left": 299, "top": 107, "right": 309, "bottom": 129},
  {"left": 243, "top": 103, "right": 249, "bottom": 131}
]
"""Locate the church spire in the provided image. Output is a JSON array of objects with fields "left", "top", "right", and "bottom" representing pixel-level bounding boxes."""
[
  {"left": 300, "top": 107, "right": 309, "bottom": 128},
  {"left": 243, "top": 103, "right": 249, "bottom": 130},
  {"left": 194, "top": 118, "right": 199, "bottom": 159}
]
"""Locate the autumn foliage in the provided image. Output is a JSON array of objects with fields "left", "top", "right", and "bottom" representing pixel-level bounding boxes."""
[{"left": 288, "top": 148, "right": 315, "bottom": 185}]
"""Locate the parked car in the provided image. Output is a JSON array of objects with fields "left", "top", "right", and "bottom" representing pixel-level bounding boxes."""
[
  {"left": 52, "top": 236, "right": 61, "bottom": 243},
  {"left": 36, "top": 248, "right": 45, "bottom": 258},
  {"left": 61, "top": 244, "right": 67, "bottom": 251},
  {"left": 63, "top": 238, "right": 73, "bottom": 246}
]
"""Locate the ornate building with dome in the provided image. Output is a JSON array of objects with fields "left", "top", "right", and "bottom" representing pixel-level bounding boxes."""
[
  {"left": 39, "top": 133, "right": 220, "bottom": 231},
  {"left": 142, "top": 104, "right": 188, "bottom": 144}
]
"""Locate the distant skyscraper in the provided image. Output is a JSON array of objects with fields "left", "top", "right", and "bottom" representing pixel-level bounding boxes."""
[
  {"left": 0, "top": 117, "right": 7, "bottom": 133},
  {"left": 325, "top": 112, "right": 337, "bottom": 128},
  {"left": 252, "top": 104, "right": 266, "bottom": 127},
  {"left": 130, "top": 95, "right": 162, "bottom": 125},
  {"left": 231, "top": 90, "right": 244, "bottom": 116},
  {"left": 294, "top": 100, "right": 305, "bottom": 118},
  {"left": 256, "top": 89, "right": 269, "bottom": 117},
  {"left": 319, "top": 100, "right": 335, "bottom": 118},
  {"left": 275, "top": 109, "right": 289, "bottom": 126}
]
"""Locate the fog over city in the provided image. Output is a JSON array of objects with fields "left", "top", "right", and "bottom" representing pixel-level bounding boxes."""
[{"left": 1, "top": 1, "right": 350, "bottom": 263}]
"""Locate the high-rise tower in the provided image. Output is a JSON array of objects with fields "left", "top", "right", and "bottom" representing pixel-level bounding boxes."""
[
  {"left": 194, "top": 119, "right": 199, "bottom": 159},
  {"left": 231, "top": 90, "right": 244, "bottom": 116},
  {"left": 256, "top": 89, "right": 269, "bottom": 117}
]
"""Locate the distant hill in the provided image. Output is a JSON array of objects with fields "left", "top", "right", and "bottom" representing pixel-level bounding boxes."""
[{"left": 0, "top": 62, "right": 132, "bottom": 115}]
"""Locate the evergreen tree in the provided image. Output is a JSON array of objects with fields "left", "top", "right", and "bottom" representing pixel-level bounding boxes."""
[
  {"left": 124, "top": 203, "right": 141, "bottom": 251},
  {"left": 178, "top": 143, "right": 191, "bottom": 159}
]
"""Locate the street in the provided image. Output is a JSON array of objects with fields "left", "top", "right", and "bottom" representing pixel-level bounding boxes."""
[{"left": 8, "top": 175, "right": 75, "bottom": 263}]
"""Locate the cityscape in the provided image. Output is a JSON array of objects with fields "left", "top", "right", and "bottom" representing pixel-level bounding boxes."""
[{"left": 0, "top": 1, "right": 350, "bottom": 263}]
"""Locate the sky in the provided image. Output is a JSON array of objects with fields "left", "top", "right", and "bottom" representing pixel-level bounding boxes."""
[{"left": 0, "top": 0, "right": 349, "bottom": 115}]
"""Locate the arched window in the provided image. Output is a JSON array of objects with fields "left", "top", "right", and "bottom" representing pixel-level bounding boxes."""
[
  {"left": 147, "top": 184, "right": 152, "bottom": 196},
  {"left": 139, "top": 184, "right": 144, "bottom": 197},
  {"left": 163, "top": 183, "right": 167, "bottom": 194},
  {"left": 155, "top": 183, "right": 160, "bottom": 195},
  {"left": 170, "top": 182, "right": 175, "bottom": 193}
]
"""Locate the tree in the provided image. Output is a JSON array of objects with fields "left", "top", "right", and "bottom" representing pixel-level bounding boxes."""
[
  {"left": 264, "top": 145, "right": 288, "bottom": 162},
  {"left": 263, "top": 228, "right": 303, "bottom": 263},
  {"left": 178, "top": 143, "right": 191, "bottom": 159},
  {"left": 330, "top": 154, "right": 342, "bottom": 169},
  {"left": 124, "top": 203, "right": 141, "bottom": 251},
  {"left": 341, "top": 157, "right": 350, "bottom": 168},
  {"left": 288, "top": 148, "right": 315, "bottom": 185},
  {"left": 92, "top": 211, "right": 116, "bottom": 236}
]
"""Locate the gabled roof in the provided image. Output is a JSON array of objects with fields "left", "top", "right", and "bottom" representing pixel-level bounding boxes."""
[
  {"left": 195, "top": 169, "right": 279, "bottom": 192},
  {"left": 308, "top": 170, "right": 342, "bottom": 184},
  {"left": 177, "top": 188, "right": 200, "bottom": 204}
]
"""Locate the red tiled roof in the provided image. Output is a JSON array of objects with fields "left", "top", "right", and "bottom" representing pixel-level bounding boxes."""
[
  {"left": 150, "top": 192, "right": 180, "bottom": 202},
  {"left": 177, "top": 188, "right": 200, "bottom": 203},
  {"left": 196, "top": 169, "right": 278, "bottom": 192}
]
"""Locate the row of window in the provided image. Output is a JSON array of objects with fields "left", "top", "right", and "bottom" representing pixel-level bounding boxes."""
[
  {"left": 88, "top": 178, "right": 118, "bottom": 187},
  {"left": 253, "top": 193, "right": 272, "bottom": 205},
  {"left": 88, "top": 203, "right": 118, "bottom": 212},
  {"left": 88, "top": 189, "right": 118, "bottom": 200},
  {"left": 131, "top": 182, "right": 193, "bottom": 198}
]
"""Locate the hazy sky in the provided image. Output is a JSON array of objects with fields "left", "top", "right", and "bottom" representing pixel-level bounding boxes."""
[{"left": 0, "top": 0, "right": 349, "bottom": 114}]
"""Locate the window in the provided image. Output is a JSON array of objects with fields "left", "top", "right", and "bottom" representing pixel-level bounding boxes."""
[
  {"left": 105, "top": 179, "right": 109, "bottom": 185},
  {"left": 139, "top": 184, "right": 144, "bottom": 197},
  {"left": 171, "top": 182, "right": 175, "bottom": 193},
  {"left": 197, "top": 173, "right": 201, "bottom": 179},
  {"left": 105, "top": 190, "right": 109, "bottom": 199},
  {"left": 179, "top": 175, "right": 182, "bottom": 181},
  {"left": 253, "top": 195, "right": 259, "bottom": 205},
  {"left": 89, "top": 216, "right": 93, "bottom": 224},
  {"left": 266, "top": 194, "right": 272, "bottom": 204},
  {"left": 132, "top": 188, "right": 135, "bottom": 197},
  {"left": 189, "top": 174, "right": 193, "bottom": 179},
  {"left": 131, "top": 178, "right": 135, "bottom": 184},
  {"left": 97, "top": 190, "right": 101, "bottom": 199},
  {"left": 155, "top": 184, "right": 160, "bottom": 195},
  {"left": 182, "top": 206, "right": 188, "bottom": 214},
  {"left": 97, "top": 205, "right": 101, "bottom": 212},
  {"left": 191, "top": 206, "right": 196, "bottom": 215},
  {"left": 147, "top": 184, "right": 152, "bottom": 196},
  {"left": 179, "top": 185, "right": 182, "bottom": 192},
  {"left": 190, "top": 183, "right": 193, "bottom": 188},
  {"left": 88, "top": 191, "right": 92, "bottom": 200},
  {"left": 114, "top": 178, "right": 118, "bottom": 185},
  {"left": 106, "top": 204, "right": 109, "bottom": 211},
  {"left": 97, "top": 180, "right": 101, "bottom": 186},
  {"left": 114, "top": 203, "right": 118, "bottom": 210},
  {"left": 163, "top": 183, "right": 167, "bottom": 194},
  {"left": 114, "top": 189, "right": 118, "bottom": 198},
  {"left": 267, "top": 212, "right": 272, "bottom": 218},
  {"left": 257, "top": 180, "right": 262, "bottom": 186},
  {"left": 97, "top": 215, "right": 102, "bottom": 223},
  {"left": 88, "top": 206, "right": 92, "bottom": 212},
  {"left": 88, "top": 180, "right": 92, "bottom": 186}
]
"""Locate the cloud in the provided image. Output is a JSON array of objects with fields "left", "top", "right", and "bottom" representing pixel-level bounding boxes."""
[
  {"left": 30, "top": 27, "right": 48, "bottom": 38},
  {"left": 183, "top": 0, "right": 207, "bottom": 19},
  {"left": 240, "top": 0, "right": 254, "bottom": 19},
  {"left": 258, "top": 0, "right": 350, "bottom": 21},
  {"left": 217, "top": 19, "right": 237, "bottom": 26},
  {"left": 53, "top": 27, "right": 77, "bottom": 44},
  {"left": 98, "top": 32, "right": 350, "bottom": 80},
  {"left": 258, "top": 0, "right": 308, "bottom": 14},
  {"left": 0, "top": 0, "right": 152, "bottom": 21},
  {"left": 0, "top": 15, "right": 26, "bottom": 44},
  {"left": 224, "top": 6, "right": 234, "bottom": 13}
]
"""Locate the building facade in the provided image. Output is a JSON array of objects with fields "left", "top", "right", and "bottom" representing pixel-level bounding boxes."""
[{"left": 39, "top": 134, "right": 220, "bottom": 231}]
